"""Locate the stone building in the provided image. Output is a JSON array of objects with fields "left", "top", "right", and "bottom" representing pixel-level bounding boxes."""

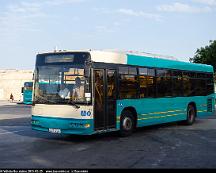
[{"left": 0, "top": 69, "right": 33, "bottom": 101}]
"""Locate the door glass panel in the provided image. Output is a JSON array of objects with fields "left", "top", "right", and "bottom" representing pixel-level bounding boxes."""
[
  {"left": 94, "top": 70, "right": 105, "bottom": 130},
  {"left": 94, "top": 69, "right": 117, "bottom": 130},
  {"left": 107, "top": 70, "right": 116, "bottom": 99},
  {"left": 107, "top": 70, "right": 116, "bottom": 128}
]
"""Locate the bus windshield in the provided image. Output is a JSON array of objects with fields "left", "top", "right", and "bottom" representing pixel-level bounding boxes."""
[{"left": 34, "top": 66, "right": 89, "bottom": 104}]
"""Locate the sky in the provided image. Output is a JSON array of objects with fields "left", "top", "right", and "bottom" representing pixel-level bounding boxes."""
[{"left": 0, "top": 0, "right": 216, "bottom": 69}]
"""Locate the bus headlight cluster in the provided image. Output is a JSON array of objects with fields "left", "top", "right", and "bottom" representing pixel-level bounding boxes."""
[
  {"left": 70, "top": 123, "right": 91, "bottom": 128},
  {"left": 84, "top": 124, "right": 91, "bottom": 128}
]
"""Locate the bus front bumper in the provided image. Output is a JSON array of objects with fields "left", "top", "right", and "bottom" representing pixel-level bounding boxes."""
[{"left": 31, "top": 115, "right": 94, "bottom": 135}]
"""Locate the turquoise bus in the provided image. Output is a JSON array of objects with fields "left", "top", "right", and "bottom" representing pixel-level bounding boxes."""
[
  {"left": 23, "top": 82, "right": 33, "bottom": 105},
  {"left": 31, "top": 50, "right": 215, "bottom": 136}
]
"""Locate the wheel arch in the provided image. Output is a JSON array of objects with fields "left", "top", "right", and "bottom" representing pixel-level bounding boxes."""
[
  {"left": 121, "top": 106, "right": 138, "bottom": 128},
  {"left": 188, "top": 102, "right": 197, "bottom": 117}
]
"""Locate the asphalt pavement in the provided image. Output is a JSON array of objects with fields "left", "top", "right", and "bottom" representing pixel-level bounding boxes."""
[{"left": 0, "top": 101, "right": 216, "bottom": 169}]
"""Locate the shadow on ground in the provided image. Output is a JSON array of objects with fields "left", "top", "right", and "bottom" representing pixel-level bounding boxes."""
[
  {"left": 0, "top": 113, "right": 215, "bottom": 144},
  {"left": 0, "top": 116, "right": 190, "bottom": 143}
]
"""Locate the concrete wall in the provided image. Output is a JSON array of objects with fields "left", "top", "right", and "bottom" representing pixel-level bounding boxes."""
[{"left": 0, "top": 69, "right": 33, "bottom": 101}]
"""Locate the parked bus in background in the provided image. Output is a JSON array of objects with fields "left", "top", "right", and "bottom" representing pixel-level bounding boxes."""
[
  {"left": 31, "top": 50, "right": 215, "bottom": 136},
  {"left": 22, "top": 82, "right": 33, "bottom": 105}
]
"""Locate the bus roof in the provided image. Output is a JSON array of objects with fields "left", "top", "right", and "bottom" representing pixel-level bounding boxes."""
[
  {"left": 90, "top": 50, "right": 213, "bottom": 73},
  {"left": 38, "top": 50, "right": 214, "bottom": 73}
]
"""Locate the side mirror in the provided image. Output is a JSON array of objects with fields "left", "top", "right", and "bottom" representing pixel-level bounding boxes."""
[{"left": 21, "top": 87, "right": 24, "bottom": 93}]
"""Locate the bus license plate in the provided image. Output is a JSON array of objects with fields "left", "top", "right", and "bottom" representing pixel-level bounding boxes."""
[{"left": 49, "top": 128, "right": 61, "bottom": 134}]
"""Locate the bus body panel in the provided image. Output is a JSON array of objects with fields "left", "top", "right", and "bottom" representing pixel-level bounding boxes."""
[
  {"left": 127, "top": 54, "right": 213, "bottom": 73},
  {"left": 90, "top": 51, "right": 127, "bottom": 64},
  {"left": 32, "top": 104, "right": 94, "bottom": 135},
  {"left": 23, "top": 82, "right": 33, "bottom": 105},
  {"left": 32, "top": 115, "right": 94, "bottom": 135},
  {"left": 32, "top": 104, "right": 93, "bottom": 119},
  {"left": 23, "top": 90, "right": 33, "bottom": 104},
  {"left": 116, "top": 95, "right": 215, "bottom": 128}
]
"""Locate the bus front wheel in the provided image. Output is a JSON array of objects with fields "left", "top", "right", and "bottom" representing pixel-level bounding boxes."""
[
  {"left": 184, "top": 104, "right": 196, "bottom": 125},
  {"left": 119, "top": 110, "right": 135, "bottom": 137}
]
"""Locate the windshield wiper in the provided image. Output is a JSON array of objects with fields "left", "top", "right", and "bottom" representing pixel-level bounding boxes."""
[
  {"left": 35, "top": 95, "right": 59, "bottom": 104},
  {"left": 68, "top": 100, "right": 80, "bottom": 109},
  {"left": 67, "top": 100, "right": 80, "bottom": 109},
  {"left": 35, "top": 94, "right": 80, "bottom": 108}
]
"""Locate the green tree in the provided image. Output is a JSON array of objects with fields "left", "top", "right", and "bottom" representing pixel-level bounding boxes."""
[{"left": 190, "top": 40, "right": 216, "bottom": 72}]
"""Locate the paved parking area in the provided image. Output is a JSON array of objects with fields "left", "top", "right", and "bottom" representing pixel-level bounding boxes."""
[{"left": 1, "top": 101, "right": 216, "bottom": 168}]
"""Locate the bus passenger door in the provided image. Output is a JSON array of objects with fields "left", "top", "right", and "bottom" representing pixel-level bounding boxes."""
[{"left": 94, "top": 69, "right": 117, "bottom": 130}]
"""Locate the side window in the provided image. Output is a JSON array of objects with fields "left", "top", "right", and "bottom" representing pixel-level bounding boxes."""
[
  {"left": 129, "top": 67, "right": 137, "bottom": 75},
  {"left": 148, "top": 68, "right": 156, "bottom": 77},
  {"left": 119, "top": 75, "right": 138, "bottom": 99},
  {"left": 119, "top": 66, "right": 137, "bottom": 75},
  {"left": 182, "top": 71, "right": 212, "bottom": 97},
  {"left": 190, "top": 77, "right": 197, "bottom": 96},
  {"left": 139, "top": 68, "right": 148, "bottom": 98},
  {"left": 139, "top": 68, "right": 148, "bottom": 75},
  {"left": 156, "top": 69, "right": 172, "bottom": 97},
  {"left": 196, "top": 78, "right": 207, "bottom": 96},
  {"left": 182, "top": 72, "right": 191, "bottom": 97},
  {"left": 119, "top": 67, "right": 128, "bottom": 74},
  {"left": 119, "top": 67, "right": 138, "bottom": 99},
  {"left": 107, "top": 70, "right": 116, "bottom": 99},
  {"left": 172, "top": 70, "right": 183, "bottom": 97},
  {"left": 193, "top": 72, "right": 206, "bottom": 96},
  {"left": 147, "top": 69, "right": 156, "bottom": 97}
]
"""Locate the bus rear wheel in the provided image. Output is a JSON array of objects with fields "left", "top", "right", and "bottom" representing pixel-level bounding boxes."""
[
  {"left": 184, "top": 104, "right": 196, "bottom": 125},
  {"left": 119, "top": 110, "right": 135, "bottom": 137}
]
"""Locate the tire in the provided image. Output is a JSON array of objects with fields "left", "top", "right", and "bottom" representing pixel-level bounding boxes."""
[
  {"left": 183, "top": 104, "right": 196, "bottom": 125},
  {"left": 119, "top": 110, "right": 135, "bottom": 137}
]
